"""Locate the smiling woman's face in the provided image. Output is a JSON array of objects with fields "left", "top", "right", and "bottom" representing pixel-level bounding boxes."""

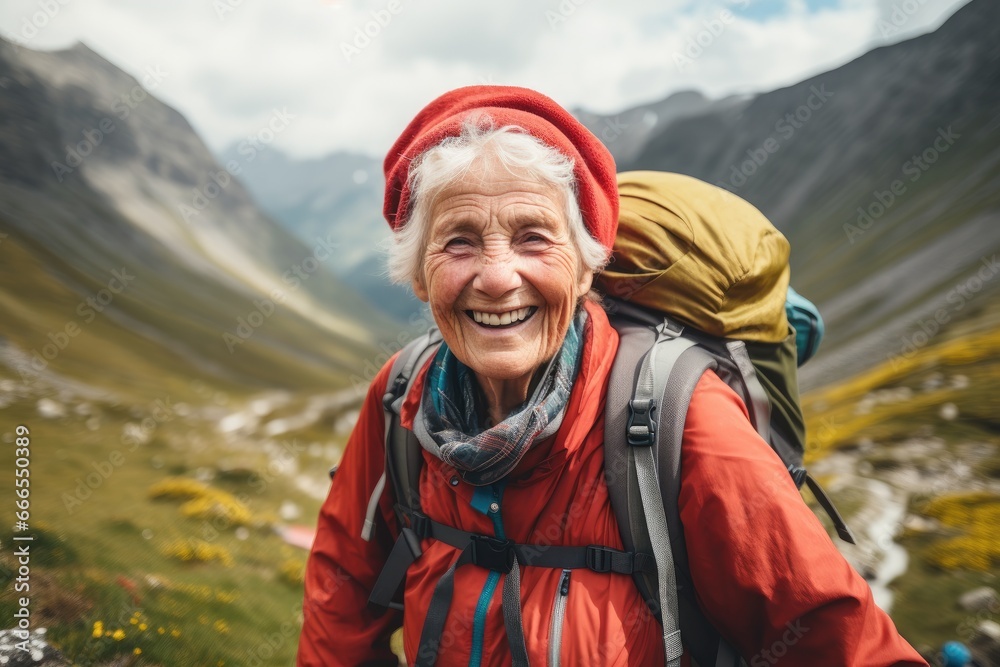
[{"left": 412, "top": 161, "right": 592, "bottom": 387}]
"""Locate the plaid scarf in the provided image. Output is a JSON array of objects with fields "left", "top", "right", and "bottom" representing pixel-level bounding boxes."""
[{"left": 413, "top": 307, "right": 587, "bottom": 486}]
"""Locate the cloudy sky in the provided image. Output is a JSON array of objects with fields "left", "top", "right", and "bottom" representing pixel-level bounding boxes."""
[{"left": 0, "top": 0, "right": 970, "bottom": 161}]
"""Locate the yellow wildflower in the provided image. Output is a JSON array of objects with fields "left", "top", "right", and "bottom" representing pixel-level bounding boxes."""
[{"left": 91, "top": 621, "right": 103, "bottom": 638}]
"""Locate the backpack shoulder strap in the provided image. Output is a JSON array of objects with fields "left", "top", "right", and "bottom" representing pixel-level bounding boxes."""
[
  {"left": 724, "top": 340, "right": 772, "bottom": 444},
  {"left": 606, "top": 307, "right": 745, "bottom": 667},
  {"left": 653, "top": 335, "right": 747, "bottom": 667},
  {"left": 360, "top": 328, "right": 441, "bottom": 542}
]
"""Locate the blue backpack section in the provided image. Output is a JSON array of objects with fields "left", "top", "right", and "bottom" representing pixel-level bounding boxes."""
[{"left": 786, "top": 287, "right": 824, "bottom": 366}]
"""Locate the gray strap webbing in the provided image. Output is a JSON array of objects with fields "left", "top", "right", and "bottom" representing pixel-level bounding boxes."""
[
  {"left": 502, "top": 559, "right": 530, "bottom": 667},
  {"left": 389, "top": 411, "right": 424, "bottom": 512},
  {"left": 415, "top": 546, "right": 532, "bottom": 667},
  {"left": 415, "top": 547, "right": 471, "bottom": 667},
  {"left": 725, "top": 340, "right": 771, "bottom": 442},
  {"left": 368, "top": 527, "right": 422, "bottom": 613},
  {"left": 368, "top": 511, "right": 651, "bottom": 662},
  {"left": 657, "top": 344, "right": 716, "bottom": 579},
  {"left": 805, "top": 473, "right": 857, "bottom": 544},
  {"left": 400, "top": 329, "right": 442, "bottom": 385},
  {"left": 362, "top": 329, "right": 441, "bottom": 541},
  {"left": 635, "top": 446, "right": 685, "bottom": 667},
  {"left": 660, "top": 345, "right": 755, "bottom": 667},
  {"left": 602, "top": 319, "right": 652, "bottom": 584},
  {"left": 659, "top": 345, "right": 754, "bottom": 667},
  {"left": 390, "top": 329, "right": 442, "bottom": 512},
  {"left": 631, "top": 321, "right": 691, "bottom": 667},
  {"left": 642, "top": 323, "right": 755, "bottom": 667},
  {"left": 361, "top": 469, "right": 388, "bottom": 541}
]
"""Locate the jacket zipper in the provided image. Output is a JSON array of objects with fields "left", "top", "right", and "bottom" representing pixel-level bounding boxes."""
[
  {"left": 470, "top": 572, "right": 500, "bottom": 667},
  {"left": 469, "top": 484, "right": 505, "bottom": 667},
  {"left": 548, "top": 569, "right": 571, "bottom": 667}
]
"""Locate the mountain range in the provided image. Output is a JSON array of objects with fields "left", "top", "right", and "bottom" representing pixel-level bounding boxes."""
[
  {"left": 229, "top": 0, "right": 999, "bottom": 390},
  {"left": 1, "top": 0, "right": 996, "bottom": 400},
  {"left": 0, "top": 2, "right": 997, "bottom": 662},
  {"left": 609, "top": 0, "right": 1000, "bottom": 389},
  {"left": 215, "top": 145, "right": 425, "bottom": 323},
  {"left": 0, "top": 37, "right": 398, "bottom": 401}
]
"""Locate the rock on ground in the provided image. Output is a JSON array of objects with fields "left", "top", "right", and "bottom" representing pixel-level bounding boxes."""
[
  {"left": 0, "top": 629, "right": 68, "bottom": 666},
  {"left": 959, "top": 586, "right": 1000, "bottom": 613},
  {"left": 970, "top": 620, "right": 1000, "bottom": 666}
]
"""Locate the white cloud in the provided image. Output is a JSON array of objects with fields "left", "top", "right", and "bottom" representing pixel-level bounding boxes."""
[
  {"left": 0, "top": 0, "right": 971, "bottom": 160},
  {"left": 382, "top": 0, "right": 546, "bottom": 69},
  {"left": 869, "top": 0, "right": 967, "bottom": 44}
]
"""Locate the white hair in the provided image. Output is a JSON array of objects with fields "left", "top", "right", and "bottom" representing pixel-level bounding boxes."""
[{"left": 386, "top": 115, "right": 610, "bottom": 286}]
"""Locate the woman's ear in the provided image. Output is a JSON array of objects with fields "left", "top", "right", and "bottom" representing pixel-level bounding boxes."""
[{"left": 577, "top": 269, "right": 594, "bottom": 299}]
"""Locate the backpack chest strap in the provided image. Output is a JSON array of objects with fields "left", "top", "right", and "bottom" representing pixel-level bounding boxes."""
[
  {"left": 369, "top": 508, "right": 654, "bottom": 613},
  {"left": 368, "top": 509, "right": 654, "bottom": 666},
  {"left": 415, "top": 509, "right": 654, "bottom": 573}
]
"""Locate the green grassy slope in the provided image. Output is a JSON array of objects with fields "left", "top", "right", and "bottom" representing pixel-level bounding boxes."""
[
  {"left": 0, "top": 390, "right": 336, "bottom": 666},
  {"left": 802, "top": 297, "right": 1000, "bottom": 652}
]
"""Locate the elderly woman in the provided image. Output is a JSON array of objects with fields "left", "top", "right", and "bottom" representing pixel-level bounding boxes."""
[{"left": 297, "top": 86, "right": 924, "bottom": 666}]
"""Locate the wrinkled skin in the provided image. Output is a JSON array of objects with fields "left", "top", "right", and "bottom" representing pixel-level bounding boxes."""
[{"left": 412, "top": 162, "right": 592, "bottom": 425}]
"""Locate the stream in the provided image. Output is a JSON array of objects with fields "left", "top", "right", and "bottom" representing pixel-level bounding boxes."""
[{"left": 857, "top": 476, "right": 910, "bottom": 613}]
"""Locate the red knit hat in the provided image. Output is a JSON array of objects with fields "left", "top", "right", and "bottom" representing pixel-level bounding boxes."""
[{"left": 383, "top": 85, "right": 619, "bottom": 251}]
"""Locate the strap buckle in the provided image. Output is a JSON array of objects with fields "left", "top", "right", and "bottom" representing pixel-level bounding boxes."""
[
  {"left": 407, "top": 510, "right": 431, "bottom": 539},
  {"left": 657, "top": 317, "right": 684, "bottom": 338},
  {"left": 383, "top": 375, "right": 408, "bottom": 412},
  {"left": 586, "top": 545, "right": 616, "bottom": 573},
  {"left": 626, "top": 398, "right": 657, "bottom": 446},
  {"left": 470, "top": 535, "right": 515, "bottom": 573},
  {"left": 787, "top": 464, "right": 808, "bottom": 488}
]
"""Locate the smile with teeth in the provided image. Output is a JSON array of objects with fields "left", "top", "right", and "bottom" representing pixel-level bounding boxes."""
[{"left": 467, "top": 306, "right": 537, "bottom": 328}]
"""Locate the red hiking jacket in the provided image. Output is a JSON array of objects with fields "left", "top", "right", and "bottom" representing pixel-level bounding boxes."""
[{"left": 297, "top": 300, "right": 926, "bottom": 666}]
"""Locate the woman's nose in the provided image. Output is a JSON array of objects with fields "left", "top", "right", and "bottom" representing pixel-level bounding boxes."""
[{"left": 472, "top": 254, "right": 522, "bottom": 298}]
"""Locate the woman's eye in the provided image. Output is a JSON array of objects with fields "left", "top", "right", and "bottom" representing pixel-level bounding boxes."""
[
  {"left": 445, "top": 238, "right": 471, "bottom": 249},
  {"left": 522, "top": 234, "right": 547, "bottom": 245}
]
